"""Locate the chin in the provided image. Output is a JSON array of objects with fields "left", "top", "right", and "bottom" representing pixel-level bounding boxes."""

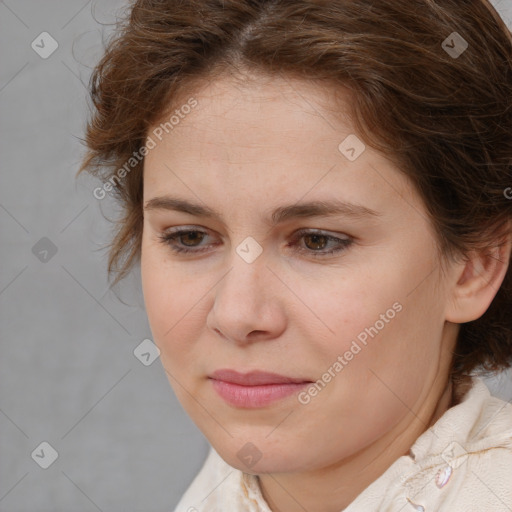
[{"left": 213, "top": 441, "right": 306, "bottom": 474}]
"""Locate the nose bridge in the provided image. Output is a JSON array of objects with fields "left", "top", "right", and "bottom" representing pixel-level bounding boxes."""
[
  {"left": 222, "top": 237, "right": 269, "bottom": 305},
  {"left": 208, "top": 237, "right": 284, "bottom": 341}
]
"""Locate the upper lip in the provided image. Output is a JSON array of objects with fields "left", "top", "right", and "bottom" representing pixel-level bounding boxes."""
[{"left": 209, "top": 369, "right": 311, "bottom": 386}]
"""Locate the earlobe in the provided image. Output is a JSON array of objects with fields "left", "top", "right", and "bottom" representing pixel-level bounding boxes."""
[{"left": 445, "top": 231, "right": 512, "bottom": 324}]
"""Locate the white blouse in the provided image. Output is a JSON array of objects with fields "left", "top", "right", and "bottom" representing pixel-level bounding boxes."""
[{"left": 173, "top": 376, "right": 512, "bottom": 511}]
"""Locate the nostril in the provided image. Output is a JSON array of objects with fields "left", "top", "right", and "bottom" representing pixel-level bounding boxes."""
[{"left": 248, "top": 330, "right": 265, "bottom": 337}]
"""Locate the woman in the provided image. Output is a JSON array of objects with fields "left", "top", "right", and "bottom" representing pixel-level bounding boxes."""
[{"left": 78, "top": 0, "right": 512, "bottom": 510}]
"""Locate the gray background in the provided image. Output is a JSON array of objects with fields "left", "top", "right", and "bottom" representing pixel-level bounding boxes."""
[{"left": 1, "top": 1, "right": 512, "bottom": 511}]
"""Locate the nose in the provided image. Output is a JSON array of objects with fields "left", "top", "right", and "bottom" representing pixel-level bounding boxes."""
[{"left": 206, "top": 246, "right": 287, "bottom": 345}]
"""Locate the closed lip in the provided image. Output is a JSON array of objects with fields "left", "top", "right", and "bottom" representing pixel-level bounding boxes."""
[{"left": 209, "top": 369, "right": 311, "bottom": 386}]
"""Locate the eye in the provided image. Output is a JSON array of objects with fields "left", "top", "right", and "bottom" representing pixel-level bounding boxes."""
[
  {"left": 157, "top": 227, "right": 353, "bottom": 258},
  {"left": 157, "top": 228, "right": 213, "bottom": 254},
  {"left": 289, "top": 228, "right": 353, "bottom": 257}
]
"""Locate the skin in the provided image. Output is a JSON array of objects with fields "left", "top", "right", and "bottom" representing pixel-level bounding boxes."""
[{"left": 140, "top": 71, "right": 510, "bottom": 512}]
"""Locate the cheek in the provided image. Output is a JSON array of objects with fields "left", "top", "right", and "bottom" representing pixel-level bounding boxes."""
[
  {"left": 141, "top": 244, "right": 168, "bottom": 334},
  {"left": 312, "top": 255, "right": 440, "bottom": 387},
  {"left": 313, "top": 270, "right": 401, "bottom": 352},
  {"left": 140, "top": 242, "right": 214, "bottom": 374},
  {"left": 142, "top": 273, "right": 191, "bottom": 341},
  {"left": 141, "top": 241, "right": 186, "bottom": 346}
]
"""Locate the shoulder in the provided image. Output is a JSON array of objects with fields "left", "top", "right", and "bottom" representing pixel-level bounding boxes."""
[
  {"left": 402, "top": 377, "right": 512, "bottom": 510},
  {"left": 400, "top": 438, "right": 512, "bottom": 510},
  {"left": 345, "top": 377, "right": 512, "bottom": 511}
]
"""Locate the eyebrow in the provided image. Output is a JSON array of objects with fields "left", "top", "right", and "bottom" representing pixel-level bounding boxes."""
[
  {"left": 144, "top": 196, "right": 381, "bottom": 225},
  {"left": 144, "top": 195, "right": 382, "bottom": 225}
]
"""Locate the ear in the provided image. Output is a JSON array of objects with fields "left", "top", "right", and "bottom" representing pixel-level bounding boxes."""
[{"left": 445, "top": 225, "right": 512, "bottom": 323}]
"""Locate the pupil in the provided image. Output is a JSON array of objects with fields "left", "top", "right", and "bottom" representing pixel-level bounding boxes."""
[
  {"left": 183, "top": 232, "right": 203, "bottom": 246},
  {"left": 305, "top": 234, "right": 326, "bottom": 250}
]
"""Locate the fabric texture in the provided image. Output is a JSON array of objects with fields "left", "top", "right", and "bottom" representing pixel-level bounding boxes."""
[{"left": 173, "top": 376, "right": 512, "bottom": 511}]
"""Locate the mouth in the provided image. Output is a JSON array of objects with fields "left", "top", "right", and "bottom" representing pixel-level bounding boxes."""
[
  {"left": 209, "top": 368, "right": 312, "bottom": 385},
  {"left": 208, "top": 369, "right": 312, "bottom": 408}
]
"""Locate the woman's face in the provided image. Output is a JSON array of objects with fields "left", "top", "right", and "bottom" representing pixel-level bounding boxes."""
[{"left": 140, "top": 73, "right": 459, "bottom": 474}]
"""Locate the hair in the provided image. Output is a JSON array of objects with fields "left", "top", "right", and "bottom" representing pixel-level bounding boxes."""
[{"left": 77, "top": 0, "right": 512, "bottom": 387}]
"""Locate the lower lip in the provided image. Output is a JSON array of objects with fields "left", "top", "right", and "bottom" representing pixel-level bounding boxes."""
[{"left": 210, "top": 379, "right": 310, "bottom": 408}]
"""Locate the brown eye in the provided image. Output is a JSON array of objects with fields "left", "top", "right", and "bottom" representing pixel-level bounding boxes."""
[
  {"left": 289, "top": 229, "right": 354, "bottom": 258},
  {"left": 158, "top": 228, "right": 214, "bottom": 254},
  {"left": 303, "top": 233, "right": 329, "bottom": 251},
  {"left": 179, "top": 231, "right": 206, "bottom": 247}
]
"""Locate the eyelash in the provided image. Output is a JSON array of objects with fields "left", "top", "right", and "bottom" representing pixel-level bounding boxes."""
[{"left": 157, "top": 228, "right": 353, "bottom": 258}]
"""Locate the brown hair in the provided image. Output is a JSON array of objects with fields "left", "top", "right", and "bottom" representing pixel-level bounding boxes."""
[{"left": 77, "top": 0, "right": 512, "bottom": 386}]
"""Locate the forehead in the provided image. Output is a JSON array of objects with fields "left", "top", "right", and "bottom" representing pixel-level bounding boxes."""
[
  {"left": 144, "top": 74, "right": 360, "bottom": 178},
  {"left": 149, "top": 72, "right": 352, "bottom": 150},
  {"left": 142, "top": 73, "right": 420, "bottom": 224}
]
